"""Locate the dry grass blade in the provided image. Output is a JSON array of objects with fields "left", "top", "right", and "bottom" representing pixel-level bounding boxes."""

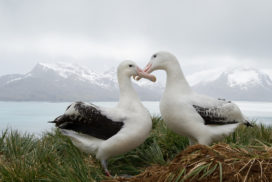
[
  {"left": 258, "top": 160, "right": 263, "bottom": 179},
  {"left": 243, "top": 159, "right": 255, "bottom": 182}
]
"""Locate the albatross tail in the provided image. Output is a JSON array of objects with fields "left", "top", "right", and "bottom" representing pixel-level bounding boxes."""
[
  {"left": 60, "top": 129, "right": 103, "bottom": 154},
  {"left": 244, "top": 120, "right": 253, "bottom": 127},
  {"left": 206, "top": 123, "right": 240, "bottom": 144}
]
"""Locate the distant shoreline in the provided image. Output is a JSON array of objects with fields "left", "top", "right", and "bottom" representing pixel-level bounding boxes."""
[{"left": 1, "top": 100, "right": 272, "bottom": 103}]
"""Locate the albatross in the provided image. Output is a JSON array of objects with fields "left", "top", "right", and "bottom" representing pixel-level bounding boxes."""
[
  {"left": 50, "top": 60, "right": 156, "bottom": 176},
  {"left": 138, "top": 51, "right": 251, "bottom": 146}
]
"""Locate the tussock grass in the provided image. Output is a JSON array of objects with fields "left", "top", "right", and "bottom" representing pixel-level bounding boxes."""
[
  {"left": 0, "top": 117, "right": 271, "bottom": 181},
  {"left": 0, "top": 130, "right": 104, "bottom": 182}
]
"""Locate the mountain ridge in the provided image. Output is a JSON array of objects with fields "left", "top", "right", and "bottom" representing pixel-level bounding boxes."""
[
  {"left": 188, "top": 67, "right": 272, "bottom": 101},
  {"left": 0, "top": 63, "right": 271, "bottom": 101},
  {"left": 0, "top": 62, "right": 163, "bottom": 101}
]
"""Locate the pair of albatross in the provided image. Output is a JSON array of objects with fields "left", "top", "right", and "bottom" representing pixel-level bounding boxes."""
[{"left": 51, "top": 52, "right": 250, "bottom": 176}]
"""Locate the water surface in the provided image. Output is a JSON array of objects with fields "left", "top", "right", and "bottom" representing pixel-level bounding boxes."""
[{"left": 0, "top": 101, "right": 271, "bottom": 136}]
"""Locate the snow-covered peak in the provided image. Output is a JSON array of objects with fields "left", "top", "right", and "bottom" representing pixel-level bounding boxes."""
[
  {"left": 29, "top": 62, "right": 162, "bottom": 89},
  {"left": 36, "top": 62, "right": 101, "bottom": 81},
  {"left": 187, "top": 66, "right": 272, "bottom": 90},
  {"left": 227, "top": 67, "right": 262, "bottom": 89},
  {"left": 186, "top": 68, "right": 225, "bottom": 86}
]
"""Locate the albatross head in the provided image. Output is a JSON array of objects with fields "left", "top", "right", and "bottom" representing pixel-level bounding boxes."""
[
  {"left": 141, "top": 51, "right": 178, "bottom": 74},
  {"left": 117, "top": 60, "right": 156, "bottom": 82}
]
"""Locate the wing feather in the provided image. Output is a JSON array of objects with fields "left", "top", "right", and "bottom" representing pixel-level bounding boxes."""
[
  {"left": 52, "top": 102, "right": 124, "bottom": 140},
  {"left": 193, "top": 105, "right": 239, "bottom": 125}
]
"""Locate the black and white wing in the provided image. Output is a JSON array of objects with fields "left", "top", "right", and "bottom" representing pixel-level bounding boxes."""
[
  {"left": 192, "top": 104, "right": 239, "bottom": 125},
  {"left": 50, "top": 102, "right": 124, "bottom": 140}
]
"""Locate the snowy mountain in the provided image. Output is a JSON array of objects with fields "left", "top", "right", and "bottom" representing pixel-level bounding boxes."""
[
  {"left": 187, "top": 67, "right": 272, "bottom": 101},
  {"left": 1, "top": 63, "right": 271, "bottom": 102},
  {"left": 0, "top": 62, "right": 163, "bottom": 101}
]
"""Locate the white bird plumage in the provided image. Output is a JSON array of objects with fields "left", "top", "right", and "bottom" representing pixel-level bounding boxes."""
[
  {"left": 140, "top": 51, "right": 251, "bottom": 145},
  {"left": 50, "top": 60, "right": 156, "bottom": 176}
]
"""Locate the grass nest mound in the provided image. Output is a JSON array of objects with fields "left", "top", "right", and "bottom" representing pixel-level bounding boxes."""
[{"left": 106, "top": 143, "right": 272, "bottom": 182}]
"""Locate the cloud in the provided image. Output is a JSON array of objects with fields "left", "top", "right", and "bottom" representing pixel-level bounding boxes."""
[
  {"left": 0, "top": 0, "right": 272, "bottom": 75},
  {"left": 1, "top": 34, "right": 151, "bottom": 60}
]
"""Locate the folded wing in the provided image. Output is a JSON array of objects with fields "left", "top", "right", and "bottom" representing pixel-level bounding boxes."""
[
  {"left": 192, "top": 104, "right": 239, "bottom": 125},
  {"left": 51, "top": 102, "right": 124, "bottom": 140}
]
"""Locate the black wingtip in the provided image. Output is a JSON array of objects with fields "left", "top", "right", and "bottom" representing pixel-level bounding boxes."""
[
  {"left": 48, "top": 115, "right": 63, "bottom": 124},
  {"left": 244, "top": 121, "right": 254, "bottom": 127}
]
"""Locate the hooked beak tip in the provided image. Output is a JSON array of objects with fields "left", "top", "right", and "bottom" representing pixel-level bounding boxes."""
[{"left": 135, "top": 75, "right": 141, "bottom": 81}]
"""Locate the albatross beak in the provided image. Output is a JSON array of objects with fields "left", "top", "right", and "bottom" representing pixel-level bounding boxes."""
[
  {"left": 143, "top": 63, "right": 152, "bottom": 73},
  {"left": 135, "top": 63, "right": 153, "bottom": 81},
  {"left": 135, "top": 66, "right": 156, "bottom": 82}
]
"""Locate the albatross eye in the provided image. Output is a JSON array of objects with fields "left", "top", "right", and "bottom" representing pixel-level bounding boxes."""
[
  {"left": 129, "top": 64, "right": 133, "bottom": 67},
  {"left": 153, "top": 54, "right": 157, "bottom": 58}
]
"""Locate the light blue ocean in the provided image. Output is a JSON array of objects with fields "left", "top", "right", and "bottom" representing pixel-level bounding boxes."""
[{"left": 0, "top": 101, "right": 271, "bottom": 136}]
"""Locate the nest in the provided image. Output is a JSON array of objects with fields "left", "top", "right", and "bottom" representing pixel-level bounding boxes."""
[{"left": 104, "top": 143, "right": 272, "bottom": 182}]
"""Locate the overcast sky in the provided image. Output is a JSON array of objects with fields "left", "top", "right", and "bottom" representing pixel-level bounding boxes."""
[{"left": 0, "top": 0, "right": 272, "bottom": 76}]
